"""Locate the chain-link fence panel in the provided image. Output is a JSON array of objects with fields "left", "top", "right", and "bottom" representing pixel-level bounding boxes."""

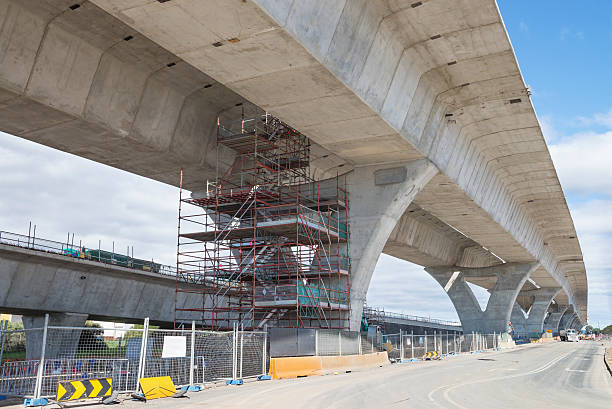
[
  {"left": 340, "top": 331, "right": 360, "bottom": 356},
  {"left": 316, "top": 329, "right": 340, "bottom": 356},
  {"left": 193, "top": 331, "right": 234, "bottom": 382},
  {"left": 236, "top": 331, "right": 265, "bottom": 379}
]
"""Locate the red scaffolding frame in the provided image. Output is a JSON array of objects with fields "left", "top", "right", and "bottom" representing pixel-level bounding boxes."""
[{"left": 174, "top": 114, "right": 350, "bottom": 330}]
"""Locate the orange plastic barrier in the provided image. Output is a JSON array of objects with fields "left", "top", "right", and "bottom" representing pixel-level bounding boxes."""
[
  {"left": 320, "top": 352, "right": 389, "bottom": 371},
  {"left": 269, "top": 356, "right": 323, "bottom": 379}
]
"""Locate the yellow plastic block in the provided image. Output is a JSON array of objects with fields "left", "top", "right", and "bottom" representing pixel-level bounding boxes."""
[{"left": 139, "top": 376, "right": 176, "bottom": 400}]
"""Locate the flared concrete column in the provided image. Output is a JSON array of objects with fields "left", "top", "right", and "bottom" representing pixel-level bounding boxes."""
[
  {"left": 558, "top": 307, "right": 575, "bottom": 331},
  {"left": 426, "top": 263, "right": 539, "bottom": 333},
  {"left": 347, "top": 160, "right": 438, "bottom": 330},
  {"left": 23, "top": 313, "right": 88, "bottom": 360},
  {"left": 544, "top": 305, "right": 568, "bottom": 335},
  {"left": 523, "top": 288, "right": 561, "bottom": 334},
  {"left": 510, "top": 303, "right": 528, "bottom": 334}
]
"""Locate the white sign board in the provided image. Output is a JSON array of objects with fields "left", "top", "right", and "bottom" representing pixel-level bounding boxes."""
[
  {"left": 162, "top": 336, "right": 187, "bottom": 358},
  {"left": 405, "top": 338, "right": 411, "bottom": 345}
]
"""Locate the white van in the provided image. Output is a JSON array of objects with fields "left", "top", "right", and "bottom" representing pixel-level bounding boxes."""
[{"left": 566, "top": 329, "right": 579, "bottom": 342}]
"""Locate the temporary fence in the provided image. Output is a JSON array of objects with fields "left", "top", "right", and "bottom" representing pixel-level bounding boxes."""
[
  {"left": 382, "top": 331, "right": 501, "bottom": 360},
  {"left": 0, "top": 317, "right": 266, "bottom": 398}
]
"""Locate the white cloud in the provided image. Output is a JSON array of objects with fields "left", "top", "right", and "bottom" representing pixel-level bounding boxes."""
[
  {"left": 0, "top": 132, "right": 179, "bottom": 266},
  {"left": 549, "top": 131, "right": 612, "bottom": 196},
  {"left": 519, "top": 20, "right": 529, "bottom": 33}
]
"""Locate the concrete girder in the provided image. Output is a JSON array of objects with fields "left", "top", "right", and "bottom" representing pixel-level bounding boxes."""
[
  {"left": 348, "top": 160, "right": 438, "bottom": 329},
  {"left": 426, "top": 262, "right": 539, "bottom": 333},
  {"left": 510, "top": 287, "right": 561, "bottom": 335},
  {"left": 2, "top": 0, "right": 587, "bottom": 322}
]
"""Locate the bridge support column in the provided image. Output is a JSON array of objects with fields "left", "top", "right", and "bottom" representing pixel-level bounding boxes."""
[
  {"left": 347, "top": 160, "right": 438, "bottom": 330},
  {"left": 23, "top": 313, "right": 88, "bottom": 360},
  {"left": 512, "top": 288, "right": 561, "bottom": 336},
  {"left": 544, "top": 305, "right": 568, "bottom": 335},
  {"left": 426, "top": 263, "right": 539, "bottom": 334},
  {"left": 558, "top": 308, "right": 575, "bottom": 332}
]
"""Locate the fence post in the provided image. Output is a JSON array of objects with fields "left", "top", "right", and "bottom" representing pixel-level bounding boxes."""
[
  {"left": 454, "top": 333, "right": 456, "bottom": 354},
  {"left": 0, "top": 320, "right": 8, "bottom": 366},
  {"left": 232, "top": 323, "right": 237, "bottom": 381},
  {"left": 262, "top": 325, "right": 267, "bottom": 376},
  {"left": 338, "top": 331, "right": 342, "bottom": 356},
  {"left": 239, "top": 324, "right": 244, "bottom": 379},
  {"left": 315, "top": 329, "right": 319, "bottom": 356},
  {"left": 34, "top": 314, "right": 49, "bottom": 399},
  {"left": 189, "top": 321, "right": 195, "bottom": 386},
  {"left": 399, "top": 329, "right": 403, "bottom": 360},
  {"left": 434, "top": 331, "right": 437, "bottom": 353},
  {"left": 136, "top": 317, "right": 150, "bottom": 385},
  {"left": 358, "top": 332, "right": 362, "bottom": 355},
  {"left": 411, "top": 331, "right": 414, "bottom": 359},
  {"left": 424, "top": 332, "right": 428, "bottom": 354}
]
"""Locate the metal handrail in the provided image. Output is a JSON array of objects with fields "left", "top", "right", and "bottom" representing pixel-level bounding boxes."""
[
  {"left": 0, "top": 230, "right": 176, "bottom": 278},
  {"left": 364, "top": 306, "right": 461, "bottom": 327}
]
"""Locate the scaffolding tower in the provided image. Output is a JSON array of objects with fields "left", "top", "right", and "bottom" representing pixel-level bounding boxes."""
[{"left": 175, "top": 114, "right": 350, "bottom": 330}]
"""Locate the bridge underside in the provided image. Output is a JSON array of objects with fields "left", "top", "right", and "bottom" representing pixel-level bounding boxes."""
[{"left": 0, "top": 0, "right": 586, "bottom": 328}]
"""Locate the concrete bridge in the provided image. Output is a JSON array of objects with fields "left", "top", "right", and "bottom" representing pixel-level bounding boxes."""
[{"left": 0, "top": 0, "right": 587, "bottom": 333}]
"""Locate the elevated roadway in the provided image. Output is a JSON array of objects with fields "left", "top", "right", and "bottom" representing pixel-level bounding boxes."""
[{"left": 0, "top": 0, "right": 588, "bottom": 331}]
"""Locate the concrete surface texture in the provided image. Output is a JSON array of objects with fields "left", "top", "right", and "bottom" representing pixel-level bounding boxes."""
[
  {"left": 0, "top": 0, "right": 587, "bottom": 328},
  {"left": 14, "top": 341, "right": 604, "bottom": 409},
  {"left": 512, "top": 287, "right": 561, "bottom": 334},
  {"left": 426, "top": 263, "right": 538, "bottom": 333},
  {"left": 0, "top": 244, "right": 208, "bottom": 325}
]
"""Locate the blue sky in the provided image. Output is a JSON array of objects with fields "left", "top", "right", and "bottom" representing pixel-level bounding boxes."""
[{"left": 0, "top": 1, "right": 610, "bottom": 328}]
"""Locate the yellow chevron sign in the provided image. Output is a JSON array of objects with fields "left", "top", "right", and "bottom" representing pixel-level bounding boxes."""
[
  {"left": 56, "top": 378, "right": 112, "bottom": 401},
  {"left": 423, "top": 351, "right": 441, "bottom": 360}
]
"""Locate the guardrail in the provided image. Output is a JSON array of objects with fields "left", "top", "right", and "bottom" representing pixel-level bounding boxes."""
[
  {"left": 363, "top": 307, "right": 461, "bottom": 328},
  {"left": 0, "top": 230, "right": 176, "bottom": 278}
]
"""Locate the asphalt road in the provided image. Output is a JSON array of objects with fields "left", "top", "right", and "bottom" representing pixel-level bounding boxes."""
[
  {"left": 5, "top": 341, "right": 609, "bottom": 409},
  {"left": 166, "top": 341, "right": 612, "bottom": 409}
]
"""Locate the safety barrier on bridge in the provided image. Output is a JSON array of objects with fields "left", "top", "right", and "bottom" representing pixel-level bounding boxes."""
[{"left": 0, "top": 317, "right": 266, "bottom": 399}]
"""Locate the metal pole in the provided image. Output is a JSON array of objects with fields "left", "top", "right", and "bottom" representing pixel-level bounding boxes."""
[
  {"left": 189, "top": 321, "right": 195, "bottom": 386},
  {"left": 32, "top": 224, "right": 36, "bottom": 249},
  {"left": 358, "top": 332, "right": 362, "bottom": 355},
  {"left": 232, "top": 323, "right": 237, "bottom": 380},
  {"left": 239, "top": 324, "right": 244, "bottom": 379},
  {"left": 454, "top": 333, "right": 457, "bottom": 354},
  {"left": 262, "top": 325, "right": 267, "bottom": 376},
  {"left": 137, "top": 317, "right": 150, "bottom": 384},
  {"left": 434, "top": 331, "right": 437, "bottom": 352},
  {"left": 34, "top": 314, "right": 49, "bottom": 399},
  {"left": 400, "top": 329, "right": 403, "bottom": 360},
  {"left": 315, "top": 329, "right": 319, "bottom": 356},
  {"left": 411, "top": 331, "right": 414, "bottom": 359},
  {"left": 338, "top": 331, "right": 342, "bottom": 356},
  {"left": 0, "top": 320, "right": 8, "bottom": 365}
]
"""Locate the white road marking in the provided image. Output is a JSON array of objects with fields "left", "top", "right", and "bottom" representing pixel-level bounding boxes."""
[
  {"left": 566, "top": 368, "right": 588, "bottom": 373},
  {"left": 438, "top": 350, "right": 574, "bottom": 409}
]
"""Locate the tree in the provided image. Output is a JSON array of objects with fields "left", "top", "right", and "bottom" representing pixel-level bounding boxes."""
[
  {"left": 602, "top": 325, "right": 612, "bottom": 335},
  {"left": 78, "top": 321, "right": 106, "bottom": 350}
]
